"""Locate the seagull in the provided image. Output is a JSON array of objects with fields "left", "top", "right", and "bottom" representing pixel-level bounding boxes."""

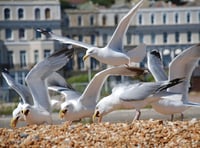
[
  {"left": 148, "top": 43, "right": 200, "bottom": 121},
  {"left": 6, "top": 48, "right": 73, "bottom": 126},
  {"left": 37, "top": 0, "right": 146, "bottom": 66},
  {"left": 1, "top": 70, "right": 68, "bottom": 127},
  {"left": 48, "top": 66, "right": 145, "bottom": 123},
  {"left": 93, "top": 77, "right": 184, "bottom": 123}
]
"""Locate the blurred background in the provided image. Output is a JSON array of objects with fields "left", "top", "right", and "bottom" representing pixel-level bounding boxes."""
[{"left": 0, "top": 0, "right": 200, "bottom": 116}]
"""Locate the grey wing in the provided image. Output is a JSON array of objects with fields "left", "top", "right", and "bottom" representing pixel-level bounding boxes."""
[
  {"left": 147, "top": 50, "right": 168, "bottom": 82},
  {"left": 37, "top": 28, "right": 92, "bottom": 49},
  {"left": 107, "top": 0, "right": 143, "bottom": 51},
  {"left": 48, "top": 86, "right": 81, "bottom": 101},
  {"left": 1, "top": 71, "right": 33, "bottom": 105},
  {"left": 168, "top": 44, "right": 200, "bottom": 98},
  {"left": 26, "top": 48, "right": 74, "bottom": 112},
  {"left": 46, "top": 72, "right": 68, "bottom": 88},
  {"left": 120, "top": 82, "right": 162, "bottom": 101}
]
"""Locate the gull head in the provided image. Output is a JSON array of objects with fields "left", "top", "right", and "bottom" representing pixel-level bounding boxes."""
[
  {"left": 22, "top": 104, "right": 31, "bottom": 117},
  {"left": 83, "top": 47, "right": 99, "bottom": 61},
  {"left": 10, "top": 103, "right": 25, "bottom": 128},
  {"left": 59, "top": 102, "right": 74, "bottom": 119},
  {"left": 93, "top": 96, "right": 113, "bottom": 123}
]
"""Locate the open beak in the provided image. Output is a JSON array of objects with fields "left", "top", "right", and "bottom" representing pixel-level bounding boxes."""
[
  {"left": 93, "top": 110, "right": 102, "bottom": 123},
  {"left": 59, "top": 109, "right": 67, "bottom": 119},
  {"left": 83, "top": 54, "right": 89, "bottom": 61},
  {"left": 10, "top": 116, "right": 19, "bottom": 128},
  {"left": 22, "top": 109, "right": 29, "bottom": 116}
]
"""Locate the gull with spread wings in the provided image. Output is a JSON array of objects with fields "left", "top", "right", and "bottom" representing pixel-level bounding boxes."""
[
  {"left": 5, "top": 48, "right": 73, "bottom": 126},
  {"left": 48, "top": 66, "right": 145, "bottom": 123},
  {"left": 148, "top": 43, "right": 200, "bottom": 121},
  {"left": 37, "top": 0, "right": 146, "bottom": 66}
]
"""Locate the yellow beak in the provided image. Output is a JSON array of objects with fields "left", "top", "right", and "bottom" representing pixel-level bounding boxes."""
[
  {"left": 10, "top": 117, "right": 18, "bottom": 128},
  {"left": 83, "top": 55, "right": 89, "bottom": 61},
  {"left": 59, "top": 110, "right": 66, "bottom": 119}
]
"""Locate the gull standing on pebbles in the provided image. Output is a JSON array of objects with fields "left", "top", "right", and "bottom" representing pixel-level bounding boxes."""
[
  {"left": 19, "top": 48, "right": 73, "bottom": 125},
  {"left": 93, "top": 77, "right": 184, "bottom": 123},
  {"left": 48, "top": 66, "right": 145, "bottom": 123},
  {"left": 1, "top": 70, "right": 68, "bottom": 127},
  {"left": 37, "top": 0, "right": 146, "bottom": 66},
  {"left": 148, "top": 43, "right": 200, "bottom": 121}
]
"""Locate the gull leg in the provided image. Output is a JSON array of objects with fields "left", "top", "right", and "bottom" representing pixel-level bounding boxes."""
[
  {"left": 132, "top": 109, "right": 141, "bottom": 122},
  {"left": 170, "top": 114, "right": 174, "bottom": 121},
  {"left": 180, "top": 113, "right": 184, "bottom": 121}
]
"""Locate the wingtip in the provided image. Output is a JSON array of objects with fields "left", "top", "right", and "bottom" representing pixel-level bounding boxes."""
[
  {"left": 150, "top": 50, "right": 161, "bottom": 60},
  {"left": 36, "top": 28, "right": 52, "bottom": 38},
  {"left": 1, "top": 68, "right": 9, "bottom": 74}
]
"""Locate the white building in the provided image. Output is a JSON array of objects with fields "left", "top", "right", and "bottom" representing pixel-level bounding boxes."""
[{"left": 0, "top": 0, "right": 61, "bottom": 85}]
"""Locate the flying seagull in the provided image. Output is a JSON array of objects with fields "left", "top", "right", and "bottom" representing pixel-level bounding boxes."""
[{"left": 37, "top": 0, "right": 146, "bottom": 66}]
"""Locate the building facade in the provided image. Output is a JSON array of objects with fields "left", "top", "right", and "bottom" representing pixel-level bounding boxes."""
[
  {"left": 0, "top": 0, "right": 61, "bottom": 101},
  {"left": 62, "top": 5, "right": 200, "bottom": 69}
]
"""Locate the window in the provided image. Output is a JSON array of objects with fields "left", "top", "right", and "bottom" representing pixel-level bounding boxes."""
[
  {"left": 187, "top": 32, "right": 191, "bottom": 42},
  {"left": 78, "top": 16, "right": 82, "bottom": 26},
  {"left": 45, "top": 8, "right": 50, "bottom": 19},
  {"left": 102, "top": 15, "right": 106, "bottom": 26},
  {"left": 163, "top": 13, "right": 167, "bottom": 24},
  {"left": 90, "top": 16, "right": 94, "bottom": 26},
  {"left": 34, "top": 50, "right": 39, "bottom": 64},
  {"left": 20, "top": 50, "right": 27, "bottom": 68},
  {"left": 127, "top": 33, "right": 131, "bottom": 44},
  {"left": 8, "top": 51, "right": 14, "bottom": 68},
  {"left": 186, "top": 12, "right": 190, "bottom": 23},
  {"left": 114, "top": 15, "right": 118, "bottom": 25},
  {"left": 163, "top": 32, "right": 167, "bottom": 43},
  {"left": 35, "top": 8, "right": 40, "bottom": 20},
  {"left": 151, "top": 14, "right": 154, "bottom": 24},
  {"left": 5, "top": 28, "right": 12, "bottom": 40},
  {"left": 175, "top": 13, "right": 179, "bottom": 24},
  {"left": 175, "top": 32, "right": 179, "bottom": 43},
  {"left": 78, "top": 35, "right": 83, "bottom": 41},
  {"left": 103, "top": 34, "right": 108, "bottom": 46},
  {"left": 138, "top": 14, "right": 142, "bottom": 25},
  {"left": 151, "top": 33, "right": 155, "bottom": 44},
  {"left": 163, "top": 49, "right": 171, "bottom": 67},
  {"left": 44, "top": 49, "right": 51, "bottom": 58},
  {"left": 91, "top": 34, "right": 95, "bottom": 45},
  {"left": 91, "top": 58, "right": 99, "bottom": 70},
  {"left": 19, "top": 28, "right": 25, "bottom": 39},
  {"left": 4, "top": 8, "right": 10, "bottom": 20},
  {"left": 35, "top": 30, "right": 41, "bottom": 39},
  {"left": 18, "top": 8, "right": 24, "bottom": 19},
  {"left": 139, "top": 33, "right": 143, "bottom": 43},
  {"left": 78, "top": 52, "right": 84, "bottom": 70}
]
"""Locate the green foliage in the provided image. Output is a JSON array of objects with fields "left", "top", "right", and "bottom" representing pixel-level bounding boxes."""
[
  {"left": 91, "top": 0, "right": 115, "bottom": 7},
  {"left": 0, "top": 103, "right": 17, "bottom": 116}
]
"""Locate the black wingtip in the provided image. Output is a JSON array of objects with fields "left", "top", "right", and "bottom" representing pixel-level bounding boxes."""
[
  {"left": 150, "top": 50, "right": 161, "bottom": 60},
  {"left": 48, "top": 47, "right": 74, "bottom": 59},
  {"left": 1, "top": 68, "right": 9, "bottom": 74},
  {"left": 36, "top": 28, "right": 52, "bottom": 38}
]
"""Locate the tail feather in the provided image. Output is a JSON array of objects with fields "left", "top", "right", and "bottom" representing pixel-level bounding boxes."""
[{"left": 156, "top": 77, "right": 185, "bottom": 92}]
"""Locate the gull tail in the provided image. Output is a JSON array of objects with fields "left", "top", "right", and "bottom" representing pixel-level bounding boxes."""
[
  {"left": 156, "top": 77, "right": 185, "bottom": 92},
  {"left": 183, "top": 101, "right": 200, "bottom": 107}
]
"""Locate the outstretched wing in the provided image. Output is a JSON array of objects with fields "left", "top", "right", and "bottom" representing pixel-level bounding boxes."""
[
  {"left": 107, "top": 0, "right": 144, "bottom": 51},
  {"left": 25, "top": 48, "right": 73, "bottom": 112},
  {"left": 1, "top": 71, "right": 33, "bottom": 105},
  {"left": 79, "top": 65, "right": 145, "bottom": 107},
  {"left": 147, "top": 50, "right": 168, "bottom": 81},
  {"left": 37, "top": 28, "right": 93, "bottom": 50},
  {"left": 168, "top": 44, "right": 200, "bottom": 101}
]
